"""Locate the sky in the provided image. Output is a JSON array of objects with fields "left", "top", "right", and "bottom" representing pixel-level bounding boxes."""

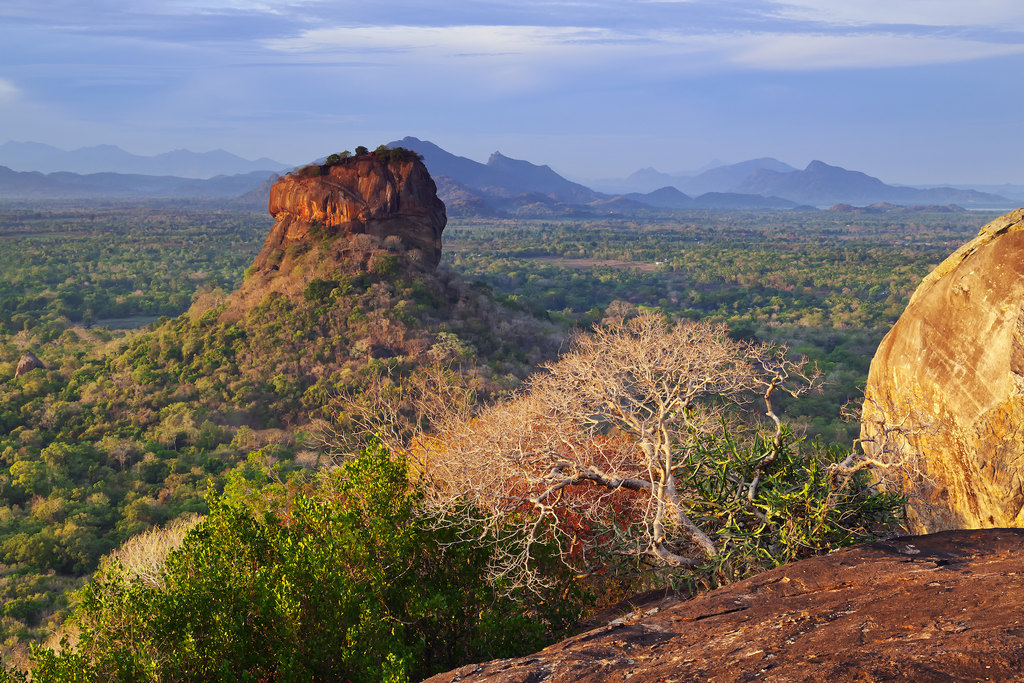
[{"left": 2, "top": 0, "right": 1024, "bottom": 185}]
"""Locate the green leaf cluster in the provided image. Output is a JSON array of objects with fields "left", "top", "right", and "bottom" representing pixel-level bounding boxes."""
[
  {"left": 9, "top": 445, "right": 583, "bottom": 682},
  {"left": 682, "top": 429, "right": 903, "bottom": 589}
]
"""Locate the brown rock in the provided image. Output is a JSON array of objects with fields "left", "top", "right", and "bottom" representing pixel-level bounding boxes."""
[
  {"left": 862, "top": 208, "right": 1024, "bottom": 532},
  {"left": 254, "top": 154, "right": 446, "bottom": 270},
  {"left": 210, "top": 152, "right": 447, "bottom": 321},
  {"left": 14, "top": 351, "right": 44, "bottom": 378},
  {"left": 424, "top": 529, "right": 1024, "bottom": 682}
]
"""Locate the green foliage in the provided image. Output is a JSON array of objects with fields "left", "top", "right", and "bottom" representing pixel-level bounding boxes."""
[
  {"left": 14, "top": 445, "right": 583, "bottom": 682},
  {"left": 368, "top": 252, "right": 399, "bottom": 277},
  {"left": 294, "top": 164, "right": 322, "bottom": 178},
  {"left": 442, "top": 213, "right": 995, "bottom": 442},
  {"left": 306, "top": 220, "right": 329, "bottom": 240},
  {"left": 371, "top": 145, "right": 422, "bottom": 163},
  {"left": 302, "top": 278, "right": 339, "bottom": 303},
  {"left": 0, "top": 201, "right": 985, "bottom": 660},
  {"left": 0, "top": 203, "right": 268, "bottom": 332},
  {"left": 681, "top": 429, "right": 903, "bottom": 590}
]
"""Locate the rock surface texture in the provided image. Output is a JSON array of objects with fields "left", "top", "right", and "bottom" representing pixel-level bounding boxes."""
[
  {"left": 863, "top": 208, "right": 1024, "bottom": 532},
  {"left": 255, "top": 154, "right": 446, "bottom": 270},
  {"left": 424, "top": 529, "right": 1024, "bottom": 682},
  {"left": 14, "top": 351, "right": 43, "bottom": 378}
]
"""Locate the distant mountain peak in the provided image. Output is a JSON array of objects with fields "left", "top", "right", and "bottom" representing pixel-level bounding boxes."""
[
  {"left": 737, "top": 159, "right": 1010, "bottom": 207},
  {"left": 392, "top": 138, "right": 602, "bottom": 209}
]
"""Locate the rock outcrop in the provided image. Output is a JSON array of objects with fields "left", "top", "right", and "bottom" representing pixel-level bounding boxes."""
[
  {"left": 425, "top": 529, "right": 1024, "bottom": 682},
  {"left": 254, "top": 153, "right": 446, "bottom": 270},
  {"left": 862, "top": 208, "right": 1024, "bottom": 532},
  {"left": 14, "top": 351, "right": 43, "bottom": 378},
  {"left": 214, "top": 150, "right": 447, "bottom": 320}
]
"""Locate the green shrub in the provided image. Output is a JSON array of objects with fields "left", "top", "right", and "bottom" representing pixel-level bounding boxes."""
[
  {"left": 13, "top": 445, "right": 583, "bottom": 682},
  {"left": 303, "top": 279, "right": 339, "bottom": 303},
  {"left": 684, "top": 429, "right": 904, "bottom": 590}
]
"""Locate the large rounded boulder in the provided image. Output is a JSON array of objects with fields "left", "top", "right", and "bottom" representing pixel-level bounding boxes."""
[{"left": 863, "top": 208, "right": 1024, "bottom": 532}]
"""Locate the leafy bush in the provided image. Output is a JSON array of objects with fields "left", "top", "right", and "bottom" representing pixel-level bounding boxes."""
[
  {"left": 8, "top": 445, "right": 583, "bottom": 682},
  {"left": 683, "top": 429, "right": 903, "bottom": 590},
  {"left": 302, "top": 278, "right": 339, "bottom": 303},
  {"left": 418, "top": 313, "right": 905, "bottom": 592}
]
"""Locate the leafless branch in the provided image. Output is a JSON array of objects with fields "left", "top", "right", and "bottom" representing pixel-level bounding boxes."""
[{"left": 414, "top": 312, "right": 819, "bottom": 589}]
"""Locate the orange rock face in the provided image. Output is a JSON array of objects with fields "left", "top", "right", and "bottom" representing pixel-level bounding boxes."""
[
  {"left": 254, "top": 155, "right": 447, "bottom": 269},
  {"left": 425, "top": 530, "right": 1024, "bottom": 682},
  {"left": 863, "top": 208, "right": 1024, "bottom": 532}
]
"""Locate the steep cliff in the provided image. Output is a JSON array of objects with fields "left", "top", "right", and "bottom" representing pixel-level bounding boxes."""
[
  {"left": 862, "top": 208, "right": 1024, "bottom": 532},
  {"left": 219, "top": 151, "right": 447, "bottom": 319},
  {"left": 255, "top": 152, "right": 446, "bottom": 270}
]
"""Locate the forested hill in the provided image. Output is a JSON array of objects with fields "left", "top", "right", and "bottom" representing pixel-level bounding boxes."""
[
  {"left": 0, "top": 152, "right": 564, "bottom": 664},
  {"left": 0, "top": 156, "right": 1002, "bottom": 676}
]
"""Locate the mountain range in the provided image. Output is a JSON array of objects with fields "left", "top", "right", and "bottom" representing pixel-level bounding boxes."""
[
  {"left": 388, "top": 137, "right": 807, "bottom": 214},
  {"left": 0, "top": 142, "right": 287, "bottom": 178},
  {"left": 389, "top": 137, "right": 1012, "bottom": 214},
  {"left": 733, "top": 160, "right": 1009, "bottom": 207},
  {"left": 600, "top": 157, "right": 798, "bottom": 196},
  {"left": 0, "top": 137, "right": 1017, "bottom": 212},
  {"left": 0, "top": 166, "right": 276, "bottom": 201}
]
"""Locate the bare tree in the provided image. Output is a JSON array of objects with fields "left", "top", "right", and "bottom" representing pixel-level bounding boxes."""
[
  {"left": 418, "top": 312, "right": 822, "bottom": 588},
  {"left": 833, "top": 391, "right": 936, "bottom": 522}
]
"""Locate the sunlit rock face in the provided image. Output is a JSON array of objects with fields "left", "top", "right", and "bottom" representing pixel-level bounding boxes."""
[
  {"left": 863, "top": 208, "right": 1024, "bottom": 532},
  {"left": 255, "top": 154, "right": 447, "bottom": 270},
  {"left": 209, "top": 152, "right": 447, "bottom": 322},
  {"left": 14, "top": 351, "right": 43, "bottom": 378},
  {"left": 424, "top": 530, "right": 1024, "bottom": 682}
]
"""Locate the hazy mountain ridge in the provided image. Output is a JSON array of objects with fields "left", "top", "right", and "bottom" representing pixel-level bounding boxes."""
[
  {"left": 620, "top": 186, "right": 801, "bottom": 210},
  {"left": 736, "top": 160, "right": 1009, "bottom": 207},
  {"left": 679, "top": 157, "right": 798, "bottom": 196},
  {"left": 388, "top": 137, "right": 602, "bottom": 204},
  {"left": 0, "top": 138, "right": 1015, "bottom": 210},
  {"left": 0, "top": 165, "right": 277, "bottom": 199},
  {"left": 391, "top": 138, "right": 805, "bottom": 215},
  {"left": 391, "top": 138, "right": 1009, "bottom": 213},
  {"left": 587, "top": 158, "right": 794, "bottom": 195},
  {"left": 0, "top": 141, "right": 287, "bottom": 178}
]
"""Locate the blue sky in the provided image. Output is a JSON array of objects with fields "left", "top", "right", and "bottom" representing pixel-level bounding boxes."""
[{"left": 2, "top": 0, "right": 1024, "bottom": 184}]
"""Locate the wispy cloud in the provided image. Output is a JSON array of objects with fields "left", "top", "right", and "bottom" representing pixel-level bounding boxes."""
[
  {"left": 769, "top": 0, "right": 1024, "bottom": 30},
  {"left": 267, "top": 22, "right": 1024, "bottom": 78},
  {"left": 730, "top": 32, "right": 1024, "bottom": 69},
  {"left": 264, "top": 24, "right": 665, "bottom": 94},
  {"left": 152, "top": 0, "right": 319, "bottom": 14},
  {"left": 266, "top": 24, "right": 638, "bottom": 57}
]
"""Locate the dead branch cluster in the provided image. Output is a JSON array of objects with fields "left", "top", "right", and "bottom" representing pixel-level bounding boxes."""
[
  {"left": 407, "top": 312, "right": 825, "bottom": 588},
  {"left": 328, "top": 311, "right": 926, "bottom": 590},
  {"left": 837, "top": 390, "right": 936, "bottom": 493}
]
